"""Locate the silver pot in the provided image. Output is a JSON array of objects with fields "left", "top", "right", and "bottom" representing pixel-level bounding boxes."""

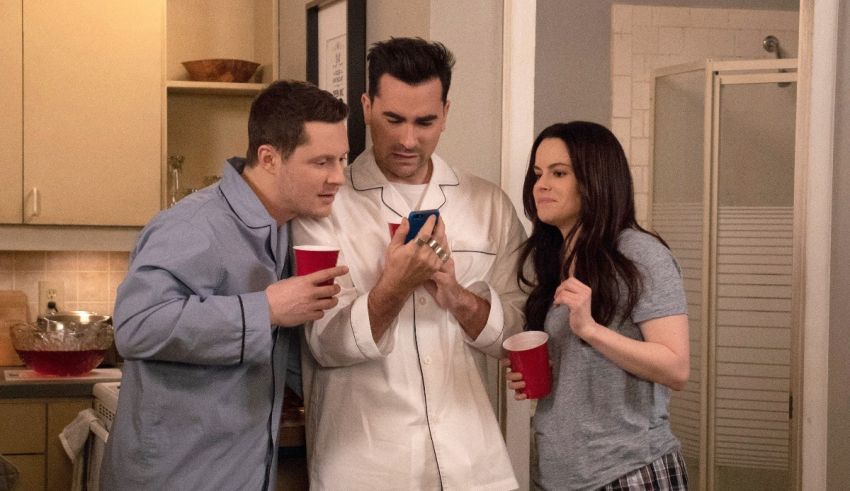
[{"left": 38, "top": 311, "right": 112, "bottom": 331}]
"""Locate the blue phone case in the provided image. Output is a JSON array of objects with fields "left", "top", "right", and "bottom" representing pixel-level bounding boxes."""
[{"left": 405, "top": 209, "right": 440, "bottom": 243}]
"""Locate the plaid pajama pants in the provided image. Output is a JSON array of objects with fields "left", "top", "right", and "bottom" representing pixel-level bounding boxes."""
[{"left": 599, "top": 449, "right": 689, "bottom": 490}]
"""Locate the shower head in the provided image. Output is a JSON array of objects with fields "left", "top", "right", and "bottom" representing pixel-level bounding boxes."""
[
  {"left": 763, "top": 35, "right": 782, "bottom": 58},
  {"left": 763, "top": 35, "right": 791, "bottom": 88}
]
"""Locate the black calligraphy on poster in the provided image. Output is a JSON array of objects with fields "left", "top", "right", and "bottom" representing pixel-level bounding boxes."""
[{"left": 325, "top": 34, "right": 347, "bottom": 101}]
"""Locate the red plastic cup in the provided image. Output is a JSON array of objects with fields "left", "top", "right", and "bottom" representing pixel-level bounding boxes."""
[
  {"left": 502, "top": 331, "right": 551, "bottom": 399},
  {"left": 293, "top": 245, "right": 340, "bottom": 286},
  {"left": 388, "top": 222, "right": 401, "bottom": 238}
]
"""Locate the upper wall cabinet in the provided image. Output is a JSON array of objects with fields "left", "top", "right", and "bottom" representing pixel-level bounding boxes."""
[
  {"left": 0, "top": 2, "right": 23, "bottom": 223},
  {"left": 3, "top": 1, "right": 163, "bottom": 226},
  {"left": 0, "top": 1, "right": 277, "bottom": 228},
  {"left": 164, "top": 0, "right": 278, "bottom": 205}
]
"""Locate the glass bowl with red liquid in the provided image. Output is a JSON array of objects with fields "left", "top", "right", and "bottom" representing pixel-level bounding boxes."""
[{"left": 10, "top": 312, "right": 114, "bottom": 376}]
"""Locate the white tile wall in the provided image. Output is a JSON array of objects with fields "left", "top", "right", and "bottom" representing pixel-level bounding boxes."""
[
  {"left": 658, "top": 27, "right": 685, "bottom": 55},
  {"left": 631, "top": 109, "right": 649, "bottom": 139},
  {"left": 612, "top": 34, "right": 633, "bottom": 75},
  {"left": 689, "top": 8, "right": 729, "bottom": 28},
  {"left": 632, "top": 5, "right": 653, "bottom": 26},
  {"left": 610, "top": 4, "right": 799, "bottom": 224},
  {"left": 652, "top": 6, "right": 691, "bottom": 27},
  {"left": 612, "top": 75, "right": 633, "bottom": 118},
  {"left": 611, "top": 117, "right": 632, "bottom": 156},
  {"left": 632, "top": 26, "right": 659, "bottom": 54},
  {"left": 611, "top": 4, "right": 632, "bottom": 34}
]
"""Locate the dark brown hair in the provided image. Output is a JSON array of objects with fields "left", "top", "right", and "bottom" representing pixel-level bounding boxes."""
[
  {"left": 517, "top": 121, "right": 668, "bottom": 330},
  {"left": 247, "top": 80, "right": 348, "bottom": 163},
  {"left": 367, "top": 37, "right": 455, "bottom": 102}
]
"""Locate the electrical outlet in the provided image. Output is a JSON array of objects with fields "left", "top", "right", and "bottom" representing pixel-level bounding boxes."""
[{"left": 38, "top": 280, "right": 65, "bottom": 315}]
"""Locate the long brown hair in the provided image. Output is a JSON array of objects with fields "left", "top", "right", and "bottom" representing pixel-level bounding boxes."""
[{"left": 517, "top": 121, "right": 667, "bottom": 330}]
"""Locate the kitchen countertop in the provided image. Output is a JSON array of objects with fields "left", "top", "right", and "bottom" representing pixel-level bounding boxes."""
[{"left": 0, "top": 365, "right": 122, "bottom": 399}]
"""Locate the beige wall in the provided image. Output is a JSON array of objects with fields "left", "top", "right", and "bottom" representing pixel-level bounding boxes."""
[
  {"left": 429, "top": 0, "right": 502, "bottom": 184},
  {"left": 367, "top": 0, "right": 430, "bottom": 43},
  {"left": 279, "top": 0, "right": 307, "bottom": 81}
]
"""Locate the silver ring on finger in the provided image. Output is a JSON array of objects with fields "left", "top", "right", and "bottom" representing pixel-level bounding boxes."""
[
  {"left": 435, "top": 248, "right": 449, "bottom": 262},
  {"left": 426, "top": 239, "right": 449, "bottom": 262}
]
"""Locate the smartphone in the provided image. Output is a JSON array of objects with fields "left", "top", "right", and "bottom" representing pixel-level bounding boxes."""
[{"left": 405, "top": 209, "right": 440, "bottom": 243}]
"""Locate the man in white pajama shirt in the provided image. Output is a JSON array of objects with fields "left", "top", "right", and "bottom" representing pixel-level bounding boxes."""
[{"left": 295, "top": 38, "right": 526, "bottom": 490}]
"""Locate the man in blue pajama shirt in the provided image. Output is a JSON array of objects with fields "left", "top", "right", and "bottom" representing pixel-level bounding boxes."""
[{"left": 100, "top": 80, "right": 350, "bottom": 490}]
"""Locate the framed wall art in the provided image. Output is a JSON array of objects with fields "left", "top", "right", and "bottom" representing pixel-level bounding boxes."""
[{"left": 306, "top": 0, "right": 366, "bottom": 159}]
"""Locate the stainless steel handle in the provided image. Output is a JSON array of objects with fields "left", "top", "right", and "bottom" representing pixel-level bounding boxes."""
[
  {"left": 168, "top": 155, "right": 184, "bottom": 207},
  {"left": 27, "top": 187, "right": 40, "bottom": 222},
  {"left": 170, "top": 164, "right": 181, "bottom": 207}
]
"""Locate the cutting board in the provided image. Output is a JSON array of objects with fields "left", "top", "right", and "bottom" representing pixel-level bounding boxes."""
[{"left": 0, "top": 290, "right": 29, "bottom": 366}]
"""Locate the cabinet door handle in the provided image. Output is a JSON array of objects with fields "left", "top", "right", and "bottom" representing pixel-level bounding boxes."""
[{"left": 27, "top": 187, "right": 40, "bottom": 222}]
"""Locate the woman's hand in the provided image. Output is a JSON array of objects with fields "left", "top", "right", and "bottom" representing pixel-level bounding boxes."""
[
  {"left": 554, "top": 278, "right": 691, "bottom": 391},
  {"left": 553, "top": 277, "right": 599, "bottom": 340},
  {"left": 502, "top": 358, "right": 529, "bottom": 401}
]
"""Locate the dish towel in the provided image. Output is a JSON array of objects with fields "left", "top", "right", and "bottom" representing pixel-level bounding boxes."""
[
  {"left": 59, "top": 408, "right": 99, "bottom": 491},
  {"left": 86, "top": 419, "right": 108, "bottom": 491},
  {"left": 0, "top": 454, "right": 19, "bottom": 491}
]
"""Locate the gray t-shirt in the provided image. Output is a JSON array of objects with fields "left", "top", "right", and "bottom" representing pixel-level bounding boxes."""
[{"left": 532, "top": 228, "right": 688, "bottom": 491}]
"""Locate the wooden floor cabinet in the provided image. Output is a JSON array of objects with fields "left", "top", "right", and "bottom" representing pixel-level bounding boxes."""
[{"left": 0, "top": 398, "right": 92, "bottom": 491}]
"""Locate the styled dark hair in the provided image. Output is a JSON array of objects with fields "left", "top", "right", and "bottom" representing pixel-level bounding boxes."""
[
  {"left": 517, "top": 121, "right": 668, "bottom": 330},
  {"left": 246, "top": 80, "right": 348, "bottom": 163},
  {"left": 367, "top": 37, "right": 455, "bottom": 102}
]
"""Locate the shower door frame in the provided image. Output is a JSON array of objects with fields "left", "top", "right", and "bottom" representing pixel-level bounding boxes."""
[
  {"left": 710, "top": 61, "right": 799, "bottom": 491},
  {"left": 649, "top": 58, "right": 800, "bottom": 491},
  {"left": 649, "top": 60, "right": 710, "bottom": 490}
]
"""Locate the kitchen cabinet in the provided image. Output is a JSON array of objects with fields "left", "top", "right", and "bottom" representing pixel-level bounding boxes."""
[
  {"left": 45, "top": 400, "right": 92, "bottom": 491},
  {"left": 0, "top": 0, "right": 279, "bottom": 236},
  {"left": 0, "top": 1, "right": 23, "bottom": 224},
  {"left": 164, "top": 0, "right": 279, "bottom": 205},
  {"left": 0, "top": 398, "right": 90, "bottom": 491},
  {"left": 4, "top": 455, "right": 45, "bottom": 491},
  {"left": 0, "top": 1, "right": 161, "bottom": 227},
  {"left": 0, "top": 402, "right": 46, "bottom": 454}
]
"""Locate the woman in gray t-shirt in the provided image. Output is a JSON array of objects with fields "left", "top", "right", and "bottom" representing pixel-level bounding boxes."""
[{"left": 507, "top": 121, "right": 690, "bottom": 490}]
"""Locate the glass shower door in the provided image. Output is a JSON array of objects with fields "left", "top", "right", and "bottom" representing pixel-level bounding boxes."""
[
  {"left": 711, "top": 73, "right": 797, "bottom": 490},
  {"left": 651, "top": 65, "right": 708, "bottom": 487},
  {"left": 652, "top": 59, "right": 798, "bottom": 490}
]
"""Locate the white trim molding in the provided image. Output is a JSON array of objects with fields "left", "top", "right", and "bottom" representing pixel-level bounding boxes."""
[
  {"left": 500, "top": 0, "right": 536, "bottom": 234},
  {"left": 798, "top": 0, "right": 838, "bottom": 489},
  {"left": 501, "top": 3, "right": 536, "bottom": 489}
]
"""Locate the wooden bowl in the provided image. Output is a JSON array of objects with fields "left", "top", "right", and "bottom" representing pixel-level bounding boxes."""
[{"left": 181, "top": 59, "right": 261, "bottom": 83}]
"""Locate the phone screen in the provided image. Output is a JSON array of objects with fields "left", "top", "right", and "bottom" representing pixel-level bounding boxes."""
[{"left": 405, "top": 209, "right": 440, "bottom": 243}]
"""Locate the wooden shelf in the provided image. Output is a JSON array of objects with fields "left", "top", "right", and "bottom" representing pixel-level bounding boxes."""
[
  {"left": 164, "top": 0, "right": 278, "bottom": 208},
  {"left": 166, "top": 80, "right": 267, "bottom": 96}
]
